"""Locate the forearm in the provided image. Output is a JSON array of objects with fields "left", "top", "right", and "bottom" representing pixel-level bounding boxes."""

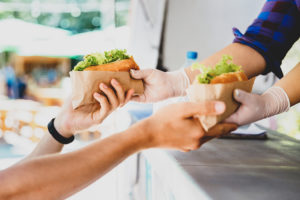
[
  {"left": 21, "top": 116, "right": 76, "bottom": 161},
  {"left": 185, "top": 43, "right": 266, "bottom": 83},
  {"left": 274, "top": 63, "right": 300, "bottom": 106},
  {"left": 23, "top": 133, "right": 64, "bottom": 161},
  {"left": 0, "top": 121, "right": 150, "bottom": 200}
]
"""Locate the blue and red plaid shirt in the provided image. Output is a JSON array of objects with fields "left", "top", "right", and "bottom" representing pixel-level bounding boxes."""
[{"left": 233, "top": 0, "right": 300, "bottom": 78}]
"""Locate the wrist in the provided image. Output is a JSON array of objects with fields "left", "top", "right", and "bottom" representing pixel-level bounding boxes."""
[
  {"left": 54, "top": 114, "right": 74, "bottom": 138},
  {"left": 262, "top": 86, "right": 290, "bottom": 118},
  {"left": 127, "top": 118, "right": 157, "bottom": 150},
  {"left": 168, "top": 69, "right": 190, "bottom": 97}
]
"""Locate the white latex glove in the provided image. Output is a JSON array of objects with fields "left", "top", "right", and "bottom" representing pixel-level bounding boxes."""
[
  {"left": 225, "top": 86, "right": 290, "bottom": 126},
  {"left": 130, "top": 68, "right": 190, "bottom": 103}
]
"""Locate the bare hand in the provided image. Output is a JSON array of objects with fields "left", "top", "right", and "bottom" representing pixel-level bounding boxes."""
[
  {"left": 142, "top": 101, "right": 237, "bottom": 151},
  {"left": 55, "top": 79, "right": 134, "bottom": 137}
]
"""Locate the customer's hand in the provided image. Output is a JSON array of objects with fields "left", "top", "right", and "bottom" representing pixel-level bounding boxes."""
[
  {"left": 137, "top": 101, "right": 237, "bottom": 152},
  {"left": 54, "top": 79, "right": 134, "bottom": 137},
  {"left": 225, "top": 87, "right": 290, "bottom": 126},
  {"left": 130, "top": 69, "right": 189, "bottom": 103}
]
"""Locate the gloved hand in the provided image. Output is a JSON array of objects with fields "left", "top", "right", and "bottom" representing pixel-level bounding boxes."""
[
  {"left": 225, "top": 86, "right": 290, "bottom": 126},
  {"left": 130, "top": 68, "right": 190, "bottom": 103}
]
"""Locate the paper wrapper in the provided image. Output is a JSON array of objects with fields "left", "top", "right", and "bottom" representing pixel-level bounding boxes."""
[
  {"left": 70, "top": 71, "right": 144, "bottom": 110},
  {"left": 186, "top": 78, "right": 255, "bottom": 131}
]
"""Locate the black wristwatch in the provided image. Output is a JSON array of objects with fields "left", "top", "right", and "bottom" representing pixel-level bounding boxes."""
[{"left": 47, "top": 118, "right": 74, "bottom": 144}]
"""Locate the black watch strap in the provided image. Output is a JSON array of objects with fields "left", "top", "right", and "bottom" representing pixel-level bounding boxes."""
[{"left": 47, "top": 118, "right": 74, "bottom": 144}]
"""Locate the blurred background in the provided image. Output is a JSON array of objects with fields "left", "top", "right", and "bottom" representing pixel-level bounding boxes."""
[
  {"left": 0, "top": 0, "right": 300, "bottom": 199},
  {"left": 0, "top": 0, "right": 132, "bottom": 152}
]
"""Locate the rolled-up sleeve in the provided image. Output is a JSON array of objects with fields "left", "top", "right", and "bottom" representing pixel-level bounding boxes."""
[{"left": 233, "top": 0, "right": 300, "bottom": 78}]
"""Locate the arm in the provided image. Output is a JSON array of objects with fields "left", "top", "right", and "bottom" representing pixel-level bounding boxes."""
[
  {"left": 274, "top": 63, "right": 300, "bottom": 106},
  {"left": 0, "top": 125, "right": 147, "bottom": 200},
  {"left": 0, "top": 101, "right": 236, "bottom": 199},
  {"left": 130, "top": 43, "right": 266, "bottom": 103},
  {"left": 23, "top": 79, "right": 134, "bottom": 161},
  {"left": 25, "top": 134, "right": 64, "bottom": 159},
  {"left": 184, "top": 43, "right": 266, "bottom": 82},
  {"left": 131, "top": 0, "right": 300, "bottom": 103},
  {"left": 190, "top": 0, "right": 300, "bottom": 81}
]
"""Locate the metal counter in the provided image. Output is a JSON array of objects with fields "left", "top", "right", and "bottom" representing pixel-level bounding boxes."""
[{"left": 137, "top": 128, "right": 300, "bottom": 200}]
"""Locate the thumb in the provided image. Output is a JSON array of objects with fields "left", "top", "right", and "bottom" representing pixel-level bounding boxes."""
[
  {"left": 233, "top": 89, "right": 252, "bottom": 104},
  {"left": 180, "top": 101, "right": 226, "bottom": 118},
  {"left": 130, "top": 69, "right": 153, "bottom": 79},
  {"left": 224, "top": 89, "right": 254, "bottom": 125}
]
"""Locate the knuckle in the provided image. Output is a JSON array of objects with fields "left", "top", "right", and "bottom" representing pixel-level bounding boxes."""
[
  {"left": 99, "top": 95, "right": 106, "bottom": 101},
  {"left": 112, "top": 103, "right": 118, "bottom": 110},
  {"left": 117, "top": 86, "right": 124, "bottom": 93},
  {"left": 194, "top": 130, "right": 204, "bottom": 139},
  {"left": 101, "top": 99, "right": 109, "bottom": 107}
]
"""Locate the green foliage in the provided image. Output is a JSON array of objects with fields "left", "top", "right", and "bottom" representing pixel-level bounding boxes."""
[
  {"left": 57, "top": 12, "right": 102, "bottom": 34},
  {"left": 0, "top": 11, "right": 102, "bottom": 34},
  {"left": 192, "top": 55, "right": 242, "bottom": 84},
  {"left": 0, "top": 0, "right": 132, "bottom": 32}
]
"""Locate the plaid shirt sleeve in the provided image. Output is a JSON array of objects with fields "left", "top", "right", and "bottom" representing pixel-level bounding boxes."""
[{"left": 233, "top": 0, "right": 300, "bottom": 78}]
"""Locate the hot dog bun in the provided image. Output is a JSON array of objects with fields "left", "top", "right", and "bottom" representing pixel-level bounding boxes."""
[
  {"left": 210, "top": 71, "right": 248, "bottom": 84},
  {"left": 83, "top": 56, "right": 139, "bottom": 71}
]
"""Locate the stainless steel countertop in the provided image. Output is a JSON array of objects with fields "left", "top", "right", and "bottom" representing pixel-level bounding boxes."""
[{"left": 166, "top": 128, "right": 300, "bottom": 200}]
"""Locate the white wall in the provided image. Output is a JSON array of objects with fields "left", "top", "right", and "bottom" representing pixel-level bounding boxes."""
[
  {"left": 129, "top": 0, "right": 167, "bottom": 69},
  {"left": 162, "top": 0, "right": 266, "bottom": 70}
]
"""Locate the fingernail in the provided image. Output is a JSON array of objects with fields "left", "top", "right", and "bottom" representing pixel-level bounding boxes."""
[
  {"left": 215, "top": 102, "right": 225, "bottom": 113},
  {"left": 235, "top": 89, "right": 240, "bottom": 97},
  {"left": 111, "top": 79, "right": 118, "bottom": 85},
  {"left": 101, "top": 83, "right": 108, "bottom": 89},
  {"left": 94, "top": 92, "right": 100, "bottom": 98},
  {"left": 130, "top": 69, "right": 136, "bottom": 74}
]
